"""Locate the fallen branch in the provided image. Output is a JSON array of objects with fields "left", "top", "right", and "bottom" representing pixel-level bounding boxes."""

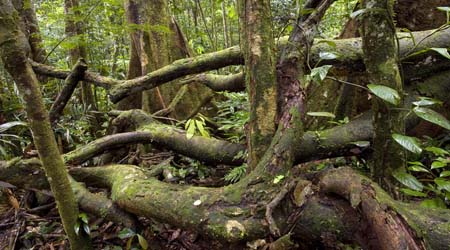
[
  {"left": 0, "top": 159, "right": 139, "bottom": 230},
  {"left": 49, "top": 59, "right": 88, "bottom": 124}
]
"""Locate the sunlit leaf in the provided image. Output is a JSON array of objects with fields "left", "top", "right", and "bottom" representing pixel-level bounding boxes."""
[
  {"left": 437, "top": 6, "right": 450, "bottom": 12},
  {"left": 425, "top": 146, "right": 449, "bottom": 156},
  {"left": 413, "top": 107, "right": 450, "bottom": 130},
  {"left": 420, "top": 198, "right": 447, "bottom": 209},
  {"left": 431, "top": 160, "right": 448, "bottom": 169},
  {"left": 412, "top": 97, "right": 442, "bottom": 107},
  {"left": 350, "top": 141, "right": 370, "bottom": 147},
  {"left": 310, "top": 65, "right": 332, "bottom": 83},
  {"left": 400, "top": 188, "right": 427, "bottom": 197},
  {"left": 118, "top": 228, "right": 136, "bottom": 239},
  {"left": 392, "top": 169, "right": 423, "bottom": 191},
  {"left": 367, "top": 84, "right": 400, "bottom": 105},
  {"left": 186, "top": 120, "right": 196, "bottom": 139},
  {"left": 137, "top": 234, "right": 148, "bottom": 250},
  {"left": 83, "top": 223, "right": 90, "bottom": 235},
  {"left": 273, "top": 175, "right": 285, "bottom": 184},
  {"left": 440, "top": 171, "right": 450, "bottom": 177},
  {"left": 350, "top": 9, "right": 366, "bottom": 19},
  {"left": 319, "top": 51, "right": 338, "bottom": 60},
  {"left": 392, "top": 134, "right": 422, "bottom": 154},
  {"left": 79, "top": 213, "right": 88, "bottom": 224},
  {"left": 430, "top": 47, "right": 450, "bottom": 60},
  {"left": 306, "top": 112, "right": 336, "bottom": 118},
  {"left": 74, "top": 221, "right": 81, "bottom": 236},
  {"left": 434, "top": 178, "right": 450, "bottom": 192},
  {"left": 0, "top": 121, "right": 27, "bottom": 133},
  {"left": 408, "top": 165, "right": 430, "bottom": 173}
]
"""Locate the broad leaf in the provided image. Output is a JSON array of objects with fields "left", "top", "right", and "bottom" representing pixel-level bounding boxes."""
[
  {"left": 413, "top": 107, "right": 450, "bottom": 130},
  {"left": 420, "top": 198, "right": 447, "bottom": 209},
  {"left": 400, "top": 188, "right": 427, "bottom": 197},
  {"left": 74, "top": 221, "right": 81, "bottom": 236},
  {"left": 435, "top": 178, "right": 450, "bottom": 192},
  {"left": 437, "top": 6, "right": 450, "bottom": 12},
  {"left": 185, "top": 120, "right": 196, "bottom": 139},
  {"left": 310, "top": 65, "right": 332, "bottom": 83},
  {"left": 319, "top": 51, "right": 338, "bottom": 60},
  {"left": 392, "top": 134, "right": 422, "bottom": 154},
  {"left": 430, "top": 48, "right": 450, "bottom": 60},
  {"left": 83, "top": 223, "right": 90, "bottom": 235},
  {"left": 408, "top": 165, "right": 430, "bottom": 173},
  {"left": 118, "top": 228, "right": 136, "bottom": 239},
  {"left": 431, "top": 160, "right": 448, "bottom": 169},
  {"left": 306, "top": 112, "right": 336, "bottom": 118},
  {"left": 392, "top": 169, "right": 423, "bottom": 191},
  {"left": 0, "top": 121, "right": 27, "bottom": 133},
  {"left": 412, "top": 97, "right": 442, "bottom": 107},
  {"left": 367, "top": 84, "right": 400, "bottom": 105},
  {"left": 425, "top": 146, "right": 449, "bottom": 156},
  {"left": 350, "top": 141, "right": 370, "bottom": 147},
  {"left": 440, "top": 171, "right": 450, "bottom": 177},
  {"left": 350, "top": 9, "right": 366, "bottom": 19},
  {"left": 137, "top": 234, "right": 148, "bottom": 250}
]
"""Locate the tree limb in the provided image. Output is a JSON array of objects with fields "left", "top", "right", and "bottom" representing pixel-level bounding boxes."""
[
  {"left": 49, "top": 58, "right": 88, "bottom": 124},
  {"left": 29, "top": 28, "right": 450, "bottom": 101}
]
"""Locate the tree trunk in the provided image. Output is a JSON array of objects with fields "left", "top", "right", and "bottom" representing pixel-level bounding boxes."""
[
  {"left": 238, "top": 0, "right": 277, "bottom": 169},
  {"left": 0, "top": 1, "right": 92, "bottom": 249},
  {"left": 361, "top": 0, "right": 406, "bottom": 195}
]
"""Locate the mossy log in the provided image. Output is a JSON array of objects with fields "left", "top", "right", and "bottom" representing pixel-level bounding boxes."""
[
  {"left": 0, "top": 159, "right": 139, "bottom": 230},
  {"left": 3, "top": 159, "right": 449, "bottom": 249}
]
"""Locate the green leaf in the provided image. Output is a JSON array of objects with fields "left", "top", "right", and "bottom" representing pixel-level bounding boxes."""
[
  {"left": 118, "top": 228, "right": 136, "bottom": 239},
  {"left": 83, "top": 223, "right": 90, "bottom": 235},
  {"left": 400, "top": 188, "right": 427, "bottom": 197},
  {"left": 392, "top": 169, "right": 423, "bottom": 191},
  {"left": 431, "top": 160, "right": 448, "bottom": 169},
  {"left": 430, "top": 48, "right": 450, "bottom": 60},
  {"left": 437, "top": 6, "right": 450, "bottom": 12},
  {"left": 273, "top": 175, "right": 285, "bottom": 184},
  {"left": 79, "top": 213, "right": 88, "bottom": 224},
  {"left": 126, "top": 236, "right": 133, "bottom": 250},
  {"left": 425, "top": 146, "right": 449, "bottom": 156},
  {"left": 412, "top": 97, "right": 442, "bottom": 107},
  {"left": 319, "top": 51, "right": 338, "bottom": 60},
  {"left": 367, "top": 84, "right": 400, "bottom": 105},
  {"left": 392, "top": 134, "right": 422, "bottom": 154},
  {"left": 0, "top": 121, "right": 27, "bottom": 133},
  {"left": 408, "top": 165, "right": 430, "bottom": 173},
  {"left": 195, "top": 120, "right": 210, "bottom": 138},
  {"left": 310, "top": 65, "right": 332, "bottom": 83},
  {"left": 186, "top": 120, "right": 196, "bottom": 139},
  {"left": 350, "top": 9, "right": 366, "bottom": 19},
  {"left": 74, "top": 221, "right": 81, "bottom": 236},
  {"left": 306, "top": 112, "right": 336, "bottom": 118},
  {"left": 440, "top": 171, "right": 450, "bottom": 177},
  {"left": 137, "top": 234, "right": 148, "bottom": 250},
  {"left": 413, "top": 107, "right": 450, "bottom": 130},
  {"left": 350, "top": 141, "right": 370, "bottom": 147},
  {"left": 435, "top": 178, "right": 450, "bottom": 192},
  {"left": 420, "top": 198, "right": 447, "bottom": 209},
  {"left": 408, "top": 161, "right": 425, "bottom": 166}
]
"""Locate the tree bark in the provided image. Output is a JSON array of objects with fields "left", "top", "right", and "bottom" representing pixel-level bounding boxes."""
[
  {"left": 238, "top": 0, "right": 277, "bottom": 169},
  {"left": 0, "top": 1, "right": 92, "bottom": 248},
  {"left": 361, "top": 0, "right": 406, "bottom": 195}
]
